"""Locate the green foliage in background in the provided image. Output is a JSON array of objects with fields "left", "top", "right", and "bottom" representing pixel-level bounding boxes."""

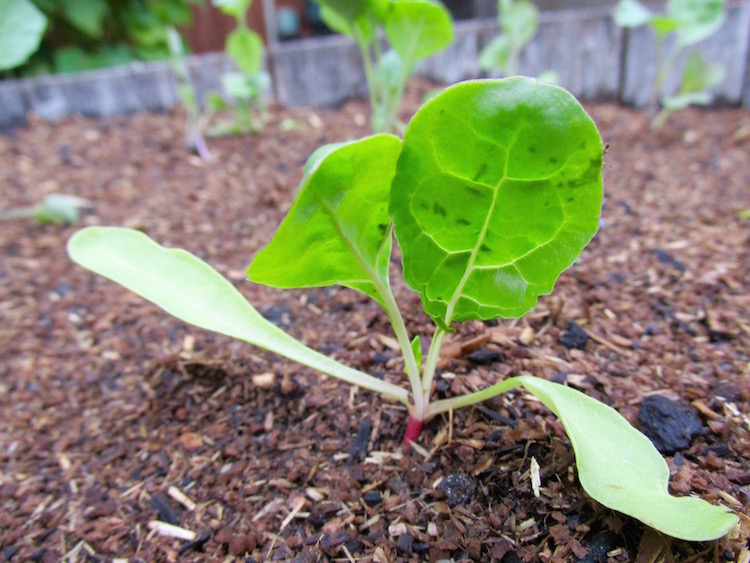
[
  {"left": 207, "top": 0, "right": 270, "bottom": 136},
  {"left": 0, "top": 0, "right": 48, "bottom": 71},
  {"left": 3, "top": 0, "right": 201, "bottom": 76},
  {"left": 614, "top": 0, "right": 726, "bottom": 129},
  {"left": 479, "top": 0, "right": 557, "bottom": 83},
  {"left": 315, "top": 0, "right": 454, "bottom": 134}
]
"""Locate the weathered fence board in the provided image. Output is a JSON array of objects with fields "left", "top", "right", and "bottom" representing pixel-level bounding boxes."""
[
  {"left": 1, "top": 4, "right": 749, "bottom": 126},
  {"left": 270, "top": 34, "right": 367, "bottom": 108},
  {"left": 622, "top": 3, "right": 750, "bottom": 107},
  {"left": 511, "top": 7, "right": 622, "bottom": 100}
]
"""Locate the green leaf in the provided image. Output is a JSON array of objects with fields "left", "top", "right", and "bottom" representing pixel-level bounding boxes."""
[
  {"left": 67, "top": 227, "right": 409, "bottom": 403},
  {"left": 212, "top": 0, "right": 253, "bottom": 18},
  {"left": 516, "top": 375, "right": 739, "bottom": 541},
  {"left": 478, "top": 35, "right": 510, "bottom": 73},
  {"left": 613, "top": 0, "right": 652, "bottom": 28},
  {"left": 500, "top": 0, "right": 538, "bottom": 53},
  {"left": 226, "top": 28, "right": 264, "bottom": 75},
  {"left": 60, "top": 0, "right": 108, "bottom": 38},
  {"left": 315, "top": 0, "right": 368, "bottom": 24},
  {"left": 382, "top": 0, "right": 454, "bottom": 64},
  {"left": 668, "top": 0, "right": 725, "bottom": 47},
  {"left": 0, "top": 0, "right": 47, "bottom": 71},
  {"left": 248, "top": 135, "right": 403, "bottom": 305},
  {"left": 650, "top": 15, "right": 680, "bottom": 37},
  {"left": 662, "top": 52, "right": 725, "bottom": 110},
  {"left": 391, "top": 78, "right": 603, "bottom": 328}
]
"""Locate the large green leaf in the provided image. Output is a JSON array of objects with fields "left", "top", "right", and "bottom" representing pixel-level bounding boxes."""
[
  {"left": 382, "top": 0, "right": 454, "bottom": 63},
  {"left": 391, "top": 78, "right": 603, "bottom": 328},
  {"left": 0, "top": 0, "right": 47, "bottom": 71},
  {"left": 516, "top": 376, "right": 739, "bottom": 541},
  {"left": 668, "top": 0, "right": 725, "bottom": 47},
  {"left": 248, "top": 135, "right": 403, "bottom": 305},
  {"left": 68, "top": 227, "right": 409, "bottom": 402}
]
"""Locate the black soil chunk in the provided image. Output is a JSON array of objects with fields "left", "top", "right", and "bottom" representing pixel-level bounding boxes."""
[
  {"left": 638, "top": 395, "right": 703, "bottom": 454},
  {"left": 559, "top": 321, "right": 589, "bottom": 349},
  {"left": 441, "top": 473, "right": 476, "bottom": 506}
]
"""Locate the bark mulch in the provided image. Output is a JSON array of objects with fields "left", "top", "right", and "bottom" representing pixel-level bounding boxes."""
[{"left": 1, "top": 82, "right": 750, "bottom": 561}]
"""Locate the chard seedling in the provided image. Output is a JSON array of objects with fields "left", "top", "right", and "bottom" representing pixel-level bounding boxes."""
[
  {"left": 68, "top": 78, "right": 738, "bottom": 542},
  {"left": 2, "top": 194, "right": 88, "bottom": 224},
  {"left": 166, "top": 27, "right": 212, "bottom": 160},
  {"left": 315, "top": 0, "right": 454, "bottom": 133},
  {"left": 614, "top": 0, "right": 726, "bottom": 129},
  {"left": 209, "top": 0, "right": 270, "bottom": 135}
]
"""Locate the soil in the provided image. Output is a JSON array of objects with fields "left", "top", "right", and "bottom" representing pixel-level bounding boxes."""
[{"left": 1, "top": 81, "right": 750, "bottom": 562}]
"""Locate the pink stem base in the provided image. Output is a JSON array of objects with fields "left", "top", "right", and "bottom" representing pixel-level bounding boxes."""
[{"left": 401, "top": 415, "right": 424, "bottom": 451}]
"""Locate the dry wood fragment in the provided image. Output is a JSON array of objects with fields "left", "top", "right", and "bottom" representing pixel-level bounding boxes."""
[{"left": 147, "top": 520, "right": 196, "bottom": 541}]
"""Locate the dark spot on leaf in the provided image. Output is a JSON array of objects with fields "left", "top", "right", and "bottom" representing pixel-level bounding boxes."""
[
  {"left": 377, "top": 222, "right": 388, "bottom": 235},
  {"left": 466, "top": 186, "right": 482, "bottom": 197},
  {"left": 567, "top": 196, "right": 575, "bottom": 203},
  {"left": 472, "top": 163, "right": 488, "bottom": 181},
  {"left": 480, "top": 243, "right": 491, "bottom": 253},
  {"left": 638, "top": 395, "right": 703, "bottom": 454},
  {"left": 456, "top": 218, "right": 470, "bottom": 226},
  {"left": 433, "top": 203, "right": 447, "bottom": 218},
  {"left": 528, "top": 146, "right": 536, "bottom": 153},
  {"left": 549, "top": 156, "right": 558, "bottom": 164}
]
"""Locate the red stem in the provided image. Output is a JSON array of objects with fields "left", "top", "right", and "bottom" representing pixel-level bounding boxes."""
[{"left": 401, "top": 415, "right": 424, "bottom": 451}]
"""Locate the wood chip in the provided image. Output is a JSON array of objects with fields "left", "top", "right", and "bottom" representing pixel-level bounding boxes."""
[{"left": 147, "top": 521, "right": 196, "bottom": 541}]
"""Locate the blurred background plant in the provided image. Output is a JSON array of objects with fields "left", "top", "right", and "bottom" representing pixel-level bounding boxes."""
[
  {"left": 614, "top": 0, "right": 726, "bottom": 129},
  {"left": 207, "top": 0, "right": 270, "bottom": 135},
  {"left": 166, "top": 26, "right": 213, "bottom": 159},
  {"left": 2, "top": 0, "right": 202, "bottom": 76},
  {"left": 0, "top": 194, "right": 90, "bottom": 225},
  {"left": 478, "top": 0, "right": 558, "bottom": 83},
  {"left": 314, "top": 0, "right": 454, "bottom": 134}
]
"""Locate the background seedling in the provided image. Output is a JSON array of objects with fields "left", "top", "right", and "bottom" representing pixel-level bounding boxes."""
[
  {"left": 2, "top": 194, "right": 89, "bottom": 225},
  {"left": 614, "top": 0, "right": 726, "bottom": 129},
  {"left": 315, "top": 0, "right": 454, "bottom": 133},
  {"left": 68, "top": 78, "right": 738, "bottom": 542},
  {"left": 166, "top": 27, "right": 212, "bottom": 160},
  {"left": 209, "top": 0, "right": 271, "bottom": 136},
  {"left": 479, "top": 0, "right": 558, "bottom": 83}
]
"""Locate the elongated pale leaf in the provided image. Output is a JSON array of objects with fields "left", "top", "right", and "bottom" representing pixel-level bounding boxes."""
[
  {"left": 68, "top": 227, "right": 408, "bottom": 402},
  {"left": 516, "top": 375, "right": 739, "bottom": 541},
  {"left": 391, "top": 78, "right": 603, "bottom": 328},
  {"left": 0, "top": 0, "right": 47, "bottom": 71},
  {"left": 382, "top": 0, "right": 454, "bottom": 63},
  {"left": 248, "top": 135, "right": 402, "bottom": 304}
]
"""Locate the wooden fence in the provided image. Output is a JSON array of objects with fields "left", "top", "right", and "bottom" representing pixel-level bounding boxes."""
[{"left": 1, "top": 5, "right": 749, "bottom": 127}]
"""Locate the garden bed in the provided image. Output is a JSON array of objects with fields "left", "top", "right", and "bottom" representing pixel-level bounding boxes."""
[{"left": 1, "top": 82, "right": 749, "bottom": 561}]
